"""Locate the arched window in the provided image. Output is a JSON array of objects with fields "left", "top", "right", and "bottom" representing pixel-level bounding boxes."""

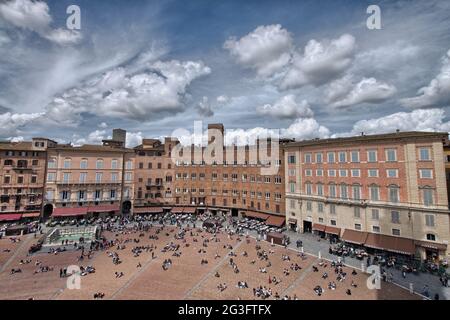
[
  {"left": 369, "top": 184, "right": 379, "bottom": 201},
  {"left": 80, "top": 158, "right": 88, "bottom": 169},
  {"left": 96, "top": 158, "right": 104, "bottom": 169},
  {"left": 426, "top": 233, "right": 436, "bottom": 241},
  {"left": 63, "top": 158, "right": 71, "bottom": 169},
  {"left": 421, "top": 186, "right": 434, "bottom": 206},
  {"left": 388, "top": 184, "right": 400, "bottom": 203}
]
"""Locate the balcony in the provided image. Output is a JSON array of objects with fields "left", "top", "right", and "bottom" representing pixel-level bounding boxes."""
[{"left": 56, "top": 180, "right": 122, "bottom": 186}]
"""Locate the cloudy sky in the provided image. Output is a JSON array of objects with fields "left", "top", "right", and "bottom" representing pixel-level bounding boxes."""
[{"left": 1, "top": 0, "right": 450, "bottom": 147}]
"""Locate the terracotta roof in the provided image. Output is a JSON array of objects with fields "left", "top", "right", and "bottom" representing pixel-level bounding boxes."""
[
  {"left": 285, "top": 131, "right": 448, "bottom": 148},
  {"left": 53, "top": 144, "right": 133, "bottom": 153},
  {"left": 0, "top": 141, "right": 34, "bottom": 151}
]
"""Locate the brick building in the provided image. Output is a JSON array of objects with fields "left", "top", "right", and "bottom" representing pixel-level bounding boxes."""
[
  {"left": 284, "top": 131, "right": 450, "bottom": 259},
  {"left": 0, "top": 138, "right": 56, "bottom": 221},
  {"left": 43, "top": 130, "right": 135, "bottom": 219}
]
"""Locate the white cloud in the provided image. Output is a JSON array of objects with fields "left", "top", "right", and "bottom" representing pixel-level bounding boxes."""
[
  {"left": 8, "top": 136, "right": 24, "bottom": 143},
  {"left": 196, "top": 96, "right": 214, "bottom": 117},
  {"left": 341, "top": 108, "right": 450, "bottom": 136},
  {"left": 224, "top": 24, "right": 293, "bottom": 77},
  {"left": 216, "top": 95, "right": 230, "bottom": 104},
  {"left": 44, "top": 59, "right": 211, "bottom": 123},
  {"left": 281, "top": 118, "right": 330, "bottom": 140},
  {"left": 280, "top": 34, "right": 355, "bottom": 89},
  {"left": 400, "top": 49, "right": 450, "bottom": 108},
  {"left": 98, "top": 122, "right": 108, "bottom": 129},
  {"left": 257, "top": 94, "right": 314, "bottom": 119},
  {"left": 327, "top": 77, "right": 397, "bottom": 108},
  {"left": 0, "top": 112, "right": 43, "bottom": 137},
  {"left": 73, "top": 129, "right": 107, "bottom": 146},
  {"left": 126, "top": 131, "right": 143, "bottom": 148},
  {"left": 0, "top": 0, "right": 81, "bottom": 45}
]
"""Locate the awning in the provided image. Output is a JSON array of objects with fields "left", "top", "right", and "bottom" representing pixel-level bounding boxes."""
[
  {"left": 415, "top": 240, "right": 447, "bottom": 251},
  {"left": 364, "top": 233, "right": 415, "bottom": 255},
  {"left": 171, "top": 207, "right": 184, "bottom": 214},
  {"left": 22, "top": 212, "right": 41, "bottom": 218},
  {"left": 342, "top": 229, "right": 368, "bottom": 245},
  {"left": 87, "top": 204, "right": 119, "bottom": 213},
  {"left": 312, "top": 223, "right": 326, "bottom": 232},
  {"left": 245, "top": 211, "right": 269, "bottom": 220},
  {"left": 325, "top": 226, "right": 341, "bottom": 236},
  {"left": 134, "top": 206, "right": 164, "bottom": 214},
  {"left": 0, "top": 213, "right": 22, "bottom": 221},
  {"left": 52, "top": 207, "right": 88, "bottom": 217},
  {"left": 266, "top": 215, "right": 286, "bottom": 227},
  {"left": 288, "top": 218, "right": 297, "bottom": 224},
  {"left": 183, "top": 207, "right": 196, "bottom": 214}
]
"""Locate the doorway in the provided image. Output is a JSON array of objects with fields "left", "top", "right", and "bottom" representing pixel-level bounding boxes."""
[{"left": 303, "top": 220, "right": 312, "bottom": 233}]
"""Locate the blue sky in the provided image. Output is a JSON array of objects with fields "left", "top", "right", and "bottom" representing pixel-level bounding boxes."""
[{"left": 0, "top": 0, "right": 450, "bottom": 146}]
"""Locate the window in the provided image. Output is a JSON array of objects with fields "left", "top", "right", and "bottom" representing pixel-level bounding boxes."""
[
  {"left": 419, "top": 148, "right": 431, "bottom": 161},
  {"left": 330, "top": 220, "right": 337, "bottom": 226},
  {"left": 290, "top": 182, "right": 296, "bottom": 193},
  {"left": 111, "top": 159, "right": 118, "bottom": 169},
  {"left": 329, "top": 184, "right": 336, "bottom": 198},
  {"left": 274, "top": 176, "right": 282, "bottom": 184},
  {"left": 47, "top": 173, "right": 55, "bottom": 182},
  {"left": 318, "top": 217, "right": 324, "bottom": 223},
  {"left": 61, "top": 190, "right": 69, "bottom": 200},
  {"left": 391, "top": 211, "right": 400, "bottom": 223},
  {"left": 318, "top": 202, "right": 324, "bottom": 212},
  {"left": 339, "top": 152, "right": 346, "bottom": 163},
  {"left": 351, "top": 169, "right": 360, "bottom": 177},
  {"left": 340, "top": 184, "right": 348, "bottom": 199},
  {"left": 305, "top": 169, "right": 312, "bottom": 177},
  {"left": 423, "top": 188, "right": 434, "bottom": 206},
  {"left": 80, "top": 159, "right": 88, "bottom": 169},
  {"left": 288, "top": 169, "right": 296, "bottom": 176},
  {"left": 328, "top": 169, "right": 336, "bottom": 177},
  {"left": 288, "top": 155, "right": 296, "bottom": 164},
  {"left": 371, "top": 209, "right": 379, "bottom": 220},
  {"left": 3, "top": 176, "right": 10, "bottom": 184},
  {"left": 290, "top": 199, "right": 296, "bottom": 209},
  {"left": 48, "top": 159, "right": 56, "bottom": 168},
  {"left": 306, "top": 182, "right": 312, "bottom": 195},
  {"left": 304, "top": 153, "right": 312, "bottom": 163},
  {"left": 389, "top": 185, "right": 400, "bottom": 203},
  {"left": 125, "top": 172, "right": 132, "bottom": 181},
  {"left": 370, "top": 185, "right": 379, "bottom": 201},
  {"left": 419, "top": 169, "right": 433, "bottom": 179},
  {"left": 426, "top": 234, "right": 436, "bottom": 241},
  {"left": 354, "top": 207, "right": 360, "bottom": 218},
  {"left": 316, "top": 153, "right": 323, "bottom": 163},
  {"left": 372, "top": 226, "right": 380, "bottom": 233},
  {"left": 351, "top": 151, "right": 360, "bottom": 163},
  {"left": 425, "top": 214, "right": 435, "bottom": 227},
  {"left": 63, "top": 158, "right": 71, "bottom": 169},
  {"left": 94, "top": 190, "right": 102, "bottom": 200},
  {"left": 306, "top": 201, "right": 312, "bottom": 211},
  {"left": 352, "top": 185, "right": 361, "bottom": 200},
  {"left": 392, "top": 229, "right": 401, "bottom": 236},
  {"left": 111, "top": 173, "right": 118, "bottom": 182},
  {"left": 329, "top": 204, "right": 336, "bottom": 214},
  {"left": 367, "top": 150, "right": 377, "bottom": 162},
  {"left": 327, "top": 152, "right": 335, "bottom": 163},
  {"left": 339, "top": 169, "right": 347, "bottom": 177},
  {"left": 317, "top": 184, "right": 324, "bottom": 196},
  {"left": 386, "top": 149, "right": 397, "bottom": 162},
  {"left": 110, "top": 190, "right": 116, "bottom": 199},
  {"left": 387, "top": 169, "right": 398, "bottom": 178},
  {"left": 63, "top": 173, "right": 70, "bottom": 183},
  {"left": 368, "top": 169, "right": 378, "bottom": 177},
  {"left": 79, "top": 172, "right": 87, "bottom": 183},
  {"left": 316, "top": 169, "right": 323, "bottom": 177},
  {"left": 78, "top": 190, "right": 86, "bottom": 200},
  {"left": 355, "top": 224, "right": 362, "bottom": 230},
  {"left": 95, "top": 172, "right": 103, "bottom": 183},
  {"left": 126, "top": 160, "right": 133, "bottom": 170}
]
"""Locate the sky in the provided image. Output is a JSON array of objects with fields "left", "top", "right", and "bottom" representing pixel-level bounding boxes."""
[{"left": 0, "top": 0, "right": 450, "bottom": 147}]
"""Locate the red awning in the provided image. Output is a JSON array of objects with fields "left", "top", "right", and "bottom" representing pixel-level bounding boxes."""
[
  {"left": 22, "top": 212, "right": 41, "bottom": 218},
  {"left": 134, "top": 206, "right": 163, "bottom": 214},
  {"left": 342, "top": 229, "right": 368, "bottom": 245},
  {"left": 245, "top": 211, "right": 269, "bottom": 220},
  {"left": 325, "top": 226, "right": 341, "bottom": 236},
  {"left": 87, "top": 204, "right": 119, "bottom": 213},
  {"left": 171, "top": 207, "right": 184, "bottom": 214},
  {"left": 312, "top": 223, "right": 326, "bottom": 232},
  {"left": 365, "top": 233, "right": 415, "bottom": 255},
  {"left": 0, "top": 213, "right": 22, "bottom": 221},
  {"left": 52, "top": 207, "right": 88, "bottom": 217},
  {"left": 266, "top": 215, "right": 286, "bottom": 227},
  {"left": 183, "top": 207, "right": 196, "bottom": 214},
  {"left": 415, "top": 240, "right": 447, "bottom": 251}
]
